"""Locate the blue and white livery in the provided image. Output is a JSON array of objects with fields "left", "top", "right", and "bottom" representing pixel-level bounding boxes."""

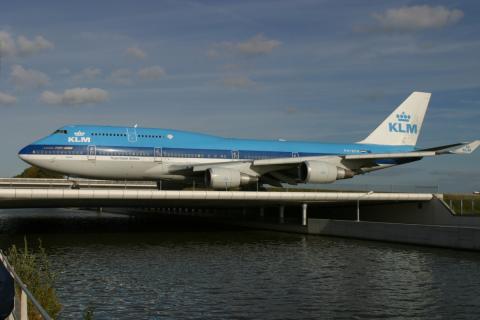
[{"left": 18, "top": 92, "right": 480, "bottom": 189}]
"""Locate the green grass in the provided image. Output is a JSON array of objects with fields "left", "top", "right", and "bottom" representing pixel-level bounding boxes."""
[{"left": 6, "top": 238, "right": 62, "bottom": 319}]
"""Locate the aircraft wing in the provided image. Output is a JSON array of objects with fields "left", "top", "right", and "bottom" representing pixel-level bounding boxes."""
[
  {"left": 248, "top": 151, "right": 430, "bottom": 168},
  {"left": 252, "top": 140, "right": 480, "bottom": 166},
  {"left": 188, "top": 140, "right": 479, "bottom": 185},
  {"left": 189, "top": 140, "right": 480, "bottom": 171},
  {"left": 191, "top": 161, "right": 253, "bottom": 172}
]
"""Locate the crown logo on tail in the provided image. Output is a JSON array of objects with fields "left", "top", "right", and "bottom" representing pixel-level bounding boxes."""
[{"left": 396, "top": 112, "right": 411, "bottom": 122}]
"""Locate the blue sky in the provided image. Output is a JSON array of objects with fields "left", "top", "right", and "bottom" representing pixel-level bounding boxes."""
[{"left": 0, "top": 0, "right": 479, "bottom": 192}]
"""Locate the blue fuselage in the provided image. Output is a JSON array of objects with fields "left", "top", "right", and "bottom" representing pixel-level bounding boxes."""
[{"left": 19, "top": 125, "right": 414, "bottom": 159}]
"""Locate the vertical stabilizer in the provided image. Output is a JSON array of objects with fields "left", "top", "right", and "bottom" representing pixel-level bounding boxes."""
[{"left": 358, "top": 91, "right": 431, "bottom": 146}]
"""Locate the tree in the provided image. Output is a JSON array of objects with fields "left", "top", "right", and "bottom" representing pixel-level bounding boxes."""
[{"left": 14, "top": 166, "right": 64, "bottom": 179}]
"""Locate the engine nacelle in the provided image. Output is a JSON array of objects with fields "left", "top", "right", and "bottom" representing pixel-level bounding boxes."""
[
  {"left": 299, "top": 161, "right": 354, "bottom": 184},
  {"left": 205, "top": 168, "right": 257, "bottom": 189}
]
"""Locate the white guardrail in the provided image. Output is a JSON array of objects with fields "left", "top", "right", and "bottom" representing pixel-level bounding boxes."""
[
  {"left": 0, "top": 178, "right": 441, "bottom": 193},
  {"left": 0, "top": 189, "right": 434, "bottom": 202},
  {"left": 0, "top": 178, "right": 156, "bottom": 189},
  {"left": 0, "top": 251, "right": 52, "bottom": 320}
]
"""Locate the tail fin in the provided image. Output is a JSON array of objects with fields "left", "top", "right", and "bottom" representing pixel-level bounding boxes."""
[{"left": 358, "top": 91, "right": 431, "bottom": 146}]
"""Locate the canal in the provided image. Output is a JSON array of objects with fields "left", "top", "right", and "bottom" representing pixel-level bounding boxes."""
[{"left": 1, "top": 208, "right": 480, "bottom": 319}]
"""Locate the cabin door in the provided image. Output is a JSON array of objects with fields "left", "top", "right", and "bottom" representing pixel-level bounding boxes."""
[
  {"left": 231, "top": 150, "right": 240, "bottom": 160},
  {"left": 154, "top": 147, "right": 162, "bottom": 162},
  {"left": 87, "top": 145, "right": 96, "bottom": 160},
  {"left": 127, "top": 127, "right": 138, "bottom": 142}
]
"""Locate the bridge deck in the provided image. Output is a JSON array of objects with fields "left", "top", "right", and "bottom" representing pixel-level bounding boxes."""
[{"left": 0, "top": 188, "right": 433, "bottom": 208}]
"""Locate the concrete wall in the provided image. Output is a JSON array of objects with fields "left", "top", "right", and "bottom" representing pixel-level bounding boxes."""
[
  {"left": 228, "top": 197, "right": 480, "bottom": 251},
  {"left": 314, "top": 197, "right": 480, "bottom": 227},
  {"left": 308, "top": 219, "right": 480, "bottom": 251}
]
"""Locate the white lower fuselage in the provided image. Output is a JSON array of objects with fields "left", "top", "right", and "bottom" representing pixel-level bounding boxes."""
[{"left": 19, "top": 154, "right": 234, "bottom": 181}]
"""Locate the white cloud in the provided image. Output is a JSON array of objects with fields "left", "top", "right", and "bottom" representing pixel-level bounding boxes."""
[
  {"left": 0, "top": 31, "right": 53, "bottom": 57},
  {"left": 372, "top": 5, "right": 464, "bottom": 32},
  {"left": 40, "top": 91, "right": 62, "bottom": 105},
  {"left": 214, "top": 34, "right": 282, "bottom": 57},
  {"left": 108, "top": 66, "right": 166, "bottom": 84},
  {"left": 78, "top": 31, "right": 129, "bottom": 41},
  {"left": 126, "top": 46, "right": 147, "bottom": 60},
  {"left": 0, "top": 31, "right": 16, "bottom": 57},
  {"left": 72, "top": 67, "right": 102, "bottom": 82},
  {"left": 108, "top": 68, "right": 133, "bottom": 85},
  {"left": 58, "top": 68, "right": 71, "bottom": 75},
  {"left": 221, "top": 76, "right": 256, "bottom": 89},
  {"left": 0, "top": 92, "right": 16, "bottom": 106},
  {"left": 11, "top": 65, "right": 50, "bottom": 89},
  {"left": 235, "top": 34, "right": 282, "bottom": 55},
  {"left": 40, "top": 88, "right": 109, "bottom": 106},
  {"left": 17, "top": 35, "right": 54, "bottom": 56},
  {"left": 137, "top": 66, "right": 166, "bottom": 80},
  {"left": 206, "top": 48, "right": 219, "bottom": 58}
]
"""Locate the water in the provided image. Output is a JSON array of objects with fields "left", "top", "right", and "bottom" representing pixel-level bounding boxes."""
[{"left": 1, "top": 208, "right": 480, "bottom": 319}]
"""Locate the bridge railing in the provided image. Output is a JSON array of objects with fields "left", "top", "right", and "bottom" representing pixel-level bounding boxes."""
[
  {"left": 282, "top": 183, "right": 440, "bottom": 194},
  {"left": 0, "top": 250, "right": 53, "bottom": 320},
  {"left": 446, "top": 198, "right": 480, "bottom": 215},
  {"left": 0, "top": 178, "right": 441, "bottom": 194},
  {"left": 0, "top": 178, "right": 156, "bottom": 189}
]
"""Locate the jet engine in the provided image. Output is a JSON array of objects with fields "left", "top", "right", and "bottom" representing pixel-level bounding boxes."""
[
  {"left": 205, "top": 168, "right": 257, "bottom": 189},
  {"left": 299, "top": 161, "right": 354, "bottom": 184}
]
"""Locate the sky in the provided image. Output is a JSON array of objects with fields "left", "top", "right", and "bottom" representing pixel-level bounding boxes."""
[{"left": 0, "top": 0, "right": 479, "bottom": 192}]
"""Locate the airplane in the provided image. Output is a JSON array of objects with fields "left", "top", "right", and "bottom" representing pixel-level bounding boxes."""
[{"left": 18, "top": 92, "right": 480, "bottom": 190}]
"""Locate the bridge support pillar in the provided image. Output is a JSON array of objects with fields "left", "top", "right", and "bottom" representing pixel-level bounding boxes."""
[
  {"left": 302, "top": 203, "right": 308, "bottom": 226},
  {"left": 279, "top": 206, "right": 284, "bottom": 224},
  {"left": 260, "top": 207, "right": 264, "bottom": 220}
]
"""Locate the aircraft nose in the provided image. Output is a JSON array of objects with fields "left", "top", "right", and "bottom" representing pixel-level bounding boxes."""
[{"left": 18, "top": 145, "right": 32, "bottom": 161}]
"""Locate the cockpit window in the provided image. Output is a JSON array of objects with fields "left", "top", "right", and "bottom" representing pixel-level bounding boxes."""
[{"left": 53, "top": 130, "right": 68, "bottom": 134}]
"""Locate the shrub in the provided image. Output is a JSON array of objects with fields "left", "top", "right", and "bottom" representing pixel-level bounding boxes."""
[{"left": 6, "top": 238, "right": 62, "bottom": 319}]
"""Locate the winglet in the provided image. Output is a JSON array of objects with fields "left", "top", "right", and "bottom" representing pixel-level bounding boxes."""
[{"left": 448, "top": 140, "right": 480, "bottom": 154}]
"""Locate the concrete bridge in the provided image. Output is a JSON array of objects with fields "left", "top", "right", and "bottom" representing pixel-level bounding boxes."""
[
  {"left": 2, "top": 178, "right": 480, "bottom": 250},
  {"left": 0, "top": 187, "right": 433, "bottom": 208}
]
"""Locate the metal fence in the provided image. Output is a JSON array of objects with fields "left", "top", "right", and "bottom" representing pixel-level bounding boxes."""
[
  {"left": 0, "top": 251, "right": 52, "bottom": 320},
  {"left": 447, "top": 199, "right": 480, "bottom": 215},
  {"left": 0, "top": 177, "right": 156, "bottom": 190}
]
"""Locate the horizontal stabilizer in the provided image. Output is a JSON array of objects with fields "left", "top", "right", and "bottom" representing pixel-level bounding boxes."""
[{"left": 446, "top": 140, "right": 480, "bottom": 154}]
